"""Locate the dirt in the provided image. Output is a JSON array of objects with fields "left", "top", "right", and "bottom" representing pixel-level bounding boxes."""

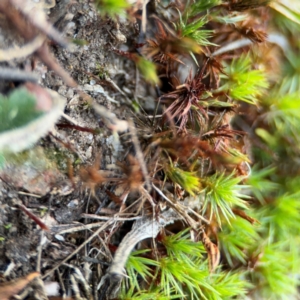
[{"left": 0, "top": 0, "right": 143, "bottom": 299}]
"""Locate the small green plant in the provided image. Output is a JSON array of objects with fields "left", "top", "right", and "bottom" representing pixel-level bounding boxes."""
[
  {"left": 95, "top": 0, "right": 129, "bottom": 18},
  {"left": 246, "top": 166, "right": 279, "bottom": 204},
  {"left": 122, "top": 229, "right": 248, "bottom": 300},
  {"left": 94, "top": 0, "right": 300, "bottom": 298},
  {"left": 96, "top": 64, "right": 109, "bottom": 80},
  {"left": 218, "top": 54, "right": 269, "bottom": 104},
  {"left": 10, "top": 0, "right": 295, "bottom": 298},
  {"left": 125, "top": 249, "right": 159, "bottom": 291},
  {"left": 176, "top": 14, "right": 215, "bottom": 47},
  {"left": 3, "top": 223, "right": 12, "bottom": 230},
  {"left": 201, "top": 172, "right": 249, "bottom": 225},
  {"left": 166, "top": 165, "right": 201, "bottom": 196},
  {"left": 136, "top": 57, "right": 159, "bottom": 85},
  {"left": 251, "top": 242, "right": 299, "bottom": 298},
  {"left": 219, "top": 216, "right": 260, "bottom": 265}
]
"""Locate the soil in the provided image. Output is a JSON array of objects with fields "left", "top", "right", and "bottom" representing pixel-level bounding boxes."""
[{"left": 0, "top": 0, "right": 146, "bottom": 299}]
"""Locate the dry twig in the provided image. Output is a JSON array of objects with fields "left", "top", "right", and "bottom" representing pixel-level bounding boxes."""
[{"left": 107, "top": 209, "right": 180, "bottom": 280}]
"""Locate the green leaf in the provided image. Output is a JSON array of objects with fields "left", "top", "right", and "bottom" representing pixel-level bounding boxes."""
[
  {"left": 0, "top": 88, "right": 43, "bottom": 133},
  {"left": 263, "top": 91, "right": 300, "bottom": 143},
  {"left": 255, "top": 128, "right": 278, "bottom": 148},
  {"left": 226, "top": 148, "right": 251, "bottom": 164},
  {"left": 0, "top": 88, "right": 65, "bottom": 153},
  {"left": 271, "top": 1, "right": 300, "bottom": 26},
  {"left": 0, "top": 152, "right": 4, "bottom": 169},
  {"left": 119, "top": 286, "right": 181, "bottom": 300},
  {"left": 213, "top": 13, "right": 248, "bottom": 24}
]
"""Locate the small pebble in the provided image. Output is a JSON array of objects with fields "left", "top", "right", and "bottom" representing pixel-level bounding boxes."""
[
  {"left": 67, "top": 199, "right": 79, "bottom": 208},
  {"left": 85, "top": 146, "right": 92, "bottom": 159},
  {"left": 94, "top": 85, "right": 104, "bottom": 93},
  {"left": 55, "top": 234, "right": 65, "bottom": 242},
  {"left": 41, "top": 235, "right": 49, "bottom": 246}
]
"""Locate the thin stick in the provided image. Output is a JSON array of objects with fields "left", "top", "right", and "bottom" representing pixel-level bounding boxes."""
[
  {"left": 56, "top": 269, "right": 66, "bottom": 298},
  {"left": 62, "top": 112, "right": 79, "bottom": 126},
  {"left": 187, "top": 207, "right": 210, "bottom": 225},
  {"left": 36, "top": 230, "right": 44, "bottom": 272},
  {"left": 142, "top": 0, "right": 150, "bottom": 33},
  {"left": 19, "top": 204, "right": 49, "bottom": 231},
  {"left": 95, "top": 235, "right": 113, "bottom": 262},
  {"left": 128, "top": 119, "right": 151, "bottom": 191},
  {"left": 152, "top": 184, "right": 210, "bottom": 226},
  {"left": 36, "top": 43, "right": 77, "bottom": 88},
  {"left": 51, "top": 221, "right": 105, "bottom": 235},
  {"left": 18, "top": 191, "right": 41, "bottom": 198},
  {"left": 93, "top": 102, "right": 128, "bottom": 133},
  {"left": 81, "top": 214, "right": 143, "bottom": 222},
  {"left": 104, "top": 75, "right": 132, "bottom": 104},
  {"left": 42, "top": 221, "right": 113, "bottom": 279},
  {"left": 0, "top": 67, "right": 39, "bottom": 82}
]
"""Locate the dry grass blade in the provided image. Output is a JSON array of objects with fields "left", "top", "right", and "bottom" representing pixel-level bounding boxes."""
[
  {"left": 201, "top": 230, "right": 220, "bottom": 272},
  {"left": 81, "top": 214, "right": 142, "bottom": 222},
  {"left": 93, "top": 103, "right": 129, "bottom": 133},
  {"left": 211, "top": 39, "right": 253, "bottom": 57},
  {"left": 232, "top": 208, "right": 258, "bottom": 224}
]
